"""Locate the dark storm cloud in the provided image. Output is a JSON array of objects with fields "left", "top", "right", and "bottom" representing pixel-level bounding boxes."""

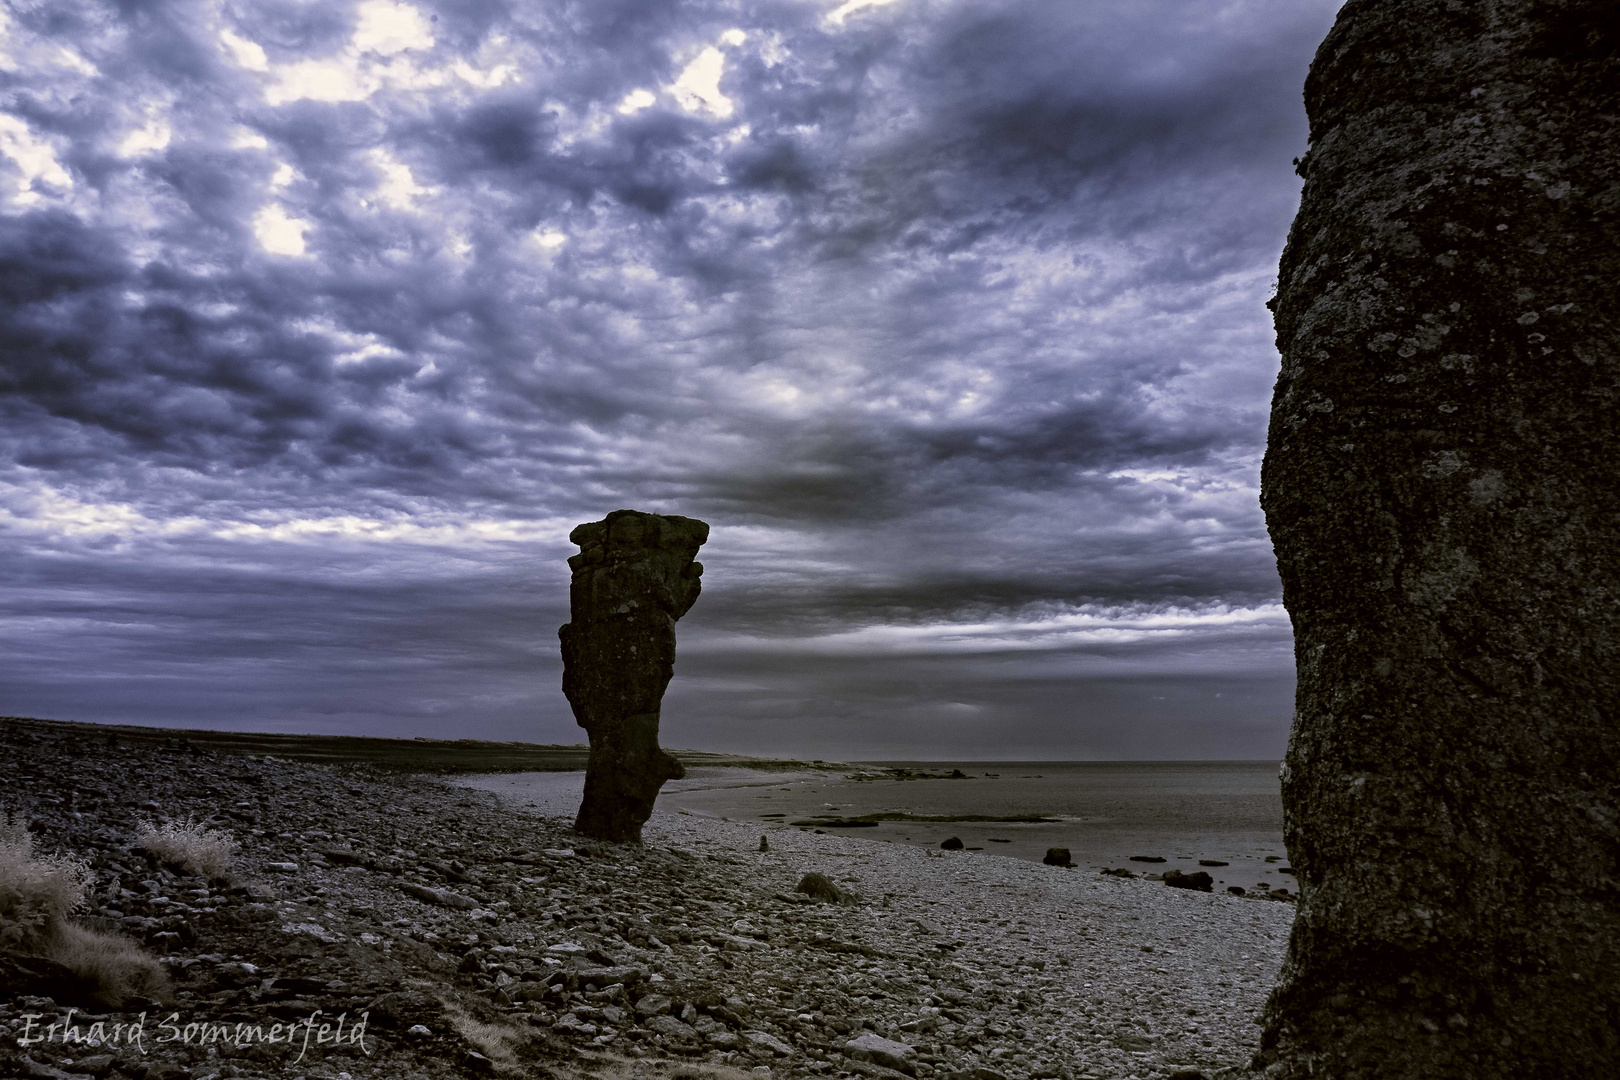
[{"left": 0, "top": 0, "right": 1341, "bottom": 755}]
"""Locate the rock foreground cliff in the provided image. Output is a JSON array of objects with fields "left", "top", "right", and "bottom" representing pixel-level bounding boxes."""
[
  {"left": 0, "top": 719, "right": 1294, "bottom": 1080},
  {"left": 560, "top": 510, "right": 710, "bottom": 844},
  {"left": 1260, "top": 1, "right": 1619, "bottom": 1076}
]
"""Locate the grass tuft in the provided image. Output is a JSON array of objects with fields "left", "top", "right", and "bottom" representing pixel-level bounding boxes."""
[
  {"left": 0, "top": 811, "right": 168, "bottom": 1006},
  {"left": 136, "top": 818, "right": 239, "bottom": 879},
  {"left": 0, "top": 812, "right": 87, "bottom": 953}
]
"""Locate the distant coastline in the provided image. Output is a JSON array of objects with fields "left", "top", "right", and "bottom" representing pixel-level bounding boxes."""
[{"left": 3, "top": 714, "right": 1280, "bottom": 775}]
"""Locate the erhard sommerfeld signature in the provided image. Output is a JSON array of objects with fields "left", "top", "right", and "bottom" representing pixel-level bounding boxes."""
[{"left": 17, "top": 1008, "right": 371, "bottom": 1064}]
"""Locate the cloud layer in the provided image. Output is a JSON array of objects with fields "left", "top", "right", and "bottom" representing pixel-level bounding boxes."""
[{"left": 0, "top": 0, "right": 1339, "bottom": 756}]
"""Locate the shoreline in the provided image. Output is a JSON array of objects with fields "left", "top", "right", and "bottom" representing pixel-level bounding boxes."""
[{"left": 3, "top": 718, "right": 1290, "bottom": 1080}]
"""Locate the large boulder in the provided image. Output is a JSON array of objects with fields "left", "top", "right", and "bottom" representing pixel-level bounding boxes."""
[
  {"left": 1259, "top": 2, "right": 1619, "bottom": 1075},
  {"left": 560, "top": 509, "right": 709, "bottom": 842}
]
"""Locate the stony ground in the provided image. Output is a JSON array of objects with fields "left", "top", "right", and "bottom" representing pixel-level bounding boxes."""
[{"left": 1, "top": 720, "right": 1291, "bottom": 1080}]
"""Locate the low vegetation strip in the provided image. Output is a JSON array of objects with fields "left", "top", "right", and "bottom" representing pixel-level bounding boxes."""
[{"left": 1, "top": 716, "right": 843, "bottom": 776}]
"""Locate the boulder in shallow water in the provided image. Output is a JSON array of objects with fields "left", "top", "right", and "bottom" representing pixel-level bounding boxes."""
[
  {"left": 939, "top": 837, "right": 964, "bottom": 850},
  {"left": 1163, "top": 870, "right": 1213, "bottom": 892},
  {"left": 1042, "top": 847, "right": 1073, "bottom": 867}
]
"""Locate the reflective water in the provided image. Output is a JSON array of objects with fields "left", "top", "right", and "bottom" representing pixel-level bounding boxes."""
[{"left": 659, "top": 760, "right": 1291, "bottom": 893}]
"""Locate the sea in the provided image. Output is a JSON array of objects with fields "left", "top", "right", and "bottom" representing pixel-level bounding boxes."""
[
  {"left": 460, "top": 760, "right": 1289, "bottom": 894},
  {"left": 656, "top": 760, "right": 1289, "bottom": 894}
]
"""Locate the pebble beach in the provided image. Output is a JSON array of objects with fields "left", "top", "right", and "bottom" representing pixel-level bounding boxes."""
[{"left": 3, "top": 719, "right": 1292, "bottom": 1080}]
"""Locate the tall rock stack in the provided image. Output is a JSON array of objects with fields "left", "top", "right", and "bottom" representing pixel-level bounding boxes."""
[
  {"left": 560, "top": 509, "right": 709, "bottom": 843},
  {"left": 1259, "top": 2, "right": 1618, "bottom": 1076}
]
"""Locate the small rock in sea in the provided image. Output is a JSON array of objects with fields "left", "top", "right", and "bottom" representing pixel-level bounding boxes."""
[
  {"left": 1279, "top": 866, "right": 1296, "bottom": 875},
  {"left": 796, "top": 871, "right": 848, "bottom": 904},
  {"left": 759, "top": 835, "right": 769, "bottom": 852},
  {"left": 1227, "top": 886, "right": 1246, "bottom": 895},
  {"left": 940, "top": 837, "right": 964, "bottom": 850},
  {"left": 1163, "top": 870, "right": 1214, "bottom": 892},
  {"left": 1042, "top": 848, "right": 1074, "bottom": 867},
  {"left": 1101, "top": 867, "right": 1135, "bottom": 878},
  {"left": 1198, "top": 859, "right": 1228, "bottom": 867},
  {"left": 1128, "top": 855, "right": 1166, "bottom": 863}
]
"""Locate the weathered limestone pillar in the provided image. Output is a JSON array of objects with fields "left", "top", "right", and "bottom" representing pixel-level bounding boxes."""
[
  {"left": 560, "top": 509, "right": 709, "bottom": 843},
  {"left": 1258, "top": 2, "right": 1619, "bottom": 1075}
]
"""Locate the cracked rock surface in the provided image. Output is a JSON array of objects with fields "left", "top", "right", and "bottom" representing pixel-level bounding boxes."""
[{"left": 1259, "top": 1, "right": 1620, "bottom": 1075}]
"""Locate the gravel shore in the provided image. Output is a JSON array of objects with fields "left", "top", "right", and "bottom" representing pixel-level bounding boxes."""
[{"left": 2, "top": 720, "right": 1290, "bottom": 1080}]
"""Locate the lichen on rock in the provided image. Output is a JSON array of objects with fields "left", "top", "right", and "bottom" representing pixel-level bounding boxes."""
[
  {"left": 559, "top": 509, "right": 710, "bottom": 843},
  {"left": 1258, "top": 1, "right": 1619, "bottom": 1075}
]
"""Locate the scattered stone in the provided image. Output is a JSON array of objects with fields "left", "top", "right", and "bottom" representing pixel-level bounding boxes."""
[
  {"left": 847, "top": 1032, "right": 917, "bottom": 1074},
  {"left": 399, "top": 882, "right": 478, "bottom": 909},
  {"left": 1042, "top": 848, "right": 1073, "bottom": 867},
  {"left": 0, "top": 714, "right": 1292, "bottom": 1080},
  {"left": 742, "top": 1029, "right": 794, "bottom": 1056},
  {"left": 1127, "top": 856, "right": 1165, "bottom": 863},
  {"left": 647, "top": 1015, "right": 696, "bottom": 1038},
  {"left": 1198, "top": 860, "right": 1228, "bottom": 867},
  {"left": 939, "top": 837, "right": 964, "bottom": 850}
]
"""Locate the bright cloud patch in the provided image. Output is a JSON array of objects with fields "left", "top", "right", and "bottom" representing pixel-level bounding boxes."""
[
  {"left": 671, "top": 46, "right": 734, "bottom": 118},
  {"left": 219, "top": 28, "right": 269, "bottom": 71},
  {"left": 252, "top": 204, "right": 311, "bottom": 255},
  {"left": 826, "top": 0, "right": 904, "bottom": 26},
  {"left": 0, "top": 113, "right": 72, "bottom": 204},
  {"left": 353, "top": 0, "right": 434, "bottom": 56},
  {"left": 617, "top": 88, "right": 656, "bottom": 115}
]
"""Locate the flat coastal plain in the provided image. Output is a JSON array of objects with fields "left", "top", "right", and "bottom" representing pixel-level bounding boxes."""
[{"left": 3, "top": 719, "right": 1291, "bottom": 1080}]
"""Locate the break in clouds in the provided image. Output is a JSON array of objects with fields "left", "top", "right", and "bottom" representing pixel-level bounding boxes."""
[{"left": 0, "top": 0, "right": 1340, "bottom": 758}]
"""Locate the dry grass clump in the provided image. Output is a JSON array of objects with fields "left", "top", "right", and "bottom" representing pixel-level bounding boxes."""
[
  {"left": 50, "top": 921, "right": 168, "bottom": 1002},
  {"left": 0, "top": 812, "right": 87, "bottom": 953},
  {"left": 137, "top": 818, "right": 239, "bottom": 879},
  {"left": 0, "top": 812, "right": 167, "bottom": 1006}
]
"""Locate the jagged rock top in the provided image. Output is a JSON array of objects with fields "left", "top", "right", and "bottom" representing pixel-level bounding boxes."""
[{"left": 566, "top": 510, "right": 709, "bottom": 624}]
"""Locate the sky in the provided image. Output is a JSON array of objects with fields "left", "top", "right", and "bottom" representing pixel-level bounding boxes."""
[{"left": 0, "top": 0, "right": 1342, "bottom": 760}]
